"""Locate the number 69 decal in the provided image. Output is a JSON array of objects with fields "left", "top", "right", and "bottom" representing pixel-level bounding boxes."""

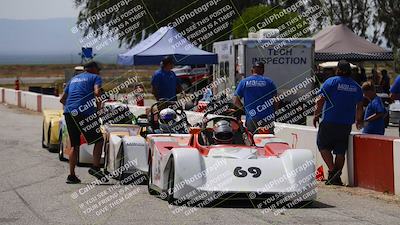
[{"left": 233, "top": 167, "right": 261, "bottom": 178}]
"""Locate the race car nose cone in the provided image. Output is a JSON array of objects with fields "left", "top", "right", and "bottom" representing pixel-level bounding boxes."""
[{"left": 208, "top": 147, "right": 258, "bottom": 159}]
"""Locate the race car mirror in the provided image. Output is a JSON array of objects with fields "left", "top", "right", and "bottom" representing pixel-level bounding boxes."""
[{"left": 189, "top": 127, "right": 201, "bottom": 135}]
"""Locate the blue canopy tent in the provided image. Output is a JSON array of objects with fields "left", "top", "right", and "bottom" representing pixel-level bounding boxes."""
[{"left": 117, "top": 27, "right": 218, "bottom": 65}]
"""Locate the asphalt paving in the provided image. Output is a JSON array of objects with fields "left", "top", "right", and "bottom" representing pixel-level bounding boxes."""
[{"left": 0, "top": 103, "right": 399, "bottom": 225}]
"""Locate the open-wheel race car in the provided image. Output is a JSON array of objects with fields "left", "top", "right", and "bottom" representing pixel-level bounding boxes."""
[
  {"left": 147, "top": 114, "right": 317, "bottom": 205},
  {"left": 42, "top": 109, "right": 64, "bottom": 152},
  {"left": 101, "top": 100, "right": 191, "bottom": 183},
  {"left": 58, "top": 102, "right": 145, "bottom": 166}
]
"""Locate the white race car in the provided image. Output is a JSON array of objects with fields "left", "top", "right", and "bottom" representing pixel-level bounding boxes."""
[
  {"left": 101, "top": 100, "right": 191, "bottom": 184},
  {"left": 58, "top": 116, "right": 105, "bottom": 165},
  {"left": 102, "top": 123, "right": 148, "bottom": 183},
  {"left": 147, "top": 115, "right": 316, "bottom": 205},
  {"left": 58, "top": 102, "right": 148, "bottom": 166}
]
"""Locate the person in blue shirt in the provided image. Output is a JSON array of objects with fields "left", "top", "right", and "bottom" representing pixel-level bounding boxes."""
[
  {"left": 390, "top": 74, "right": 400, "bottom": 135},
  {"left": 151, "top": 56, "right": 183, "bottom": 101},
  {"left": 313, "top": 60, "right": 364, "bottom": 186},
  {"left": 60, "top": 61, "right": 107, "bottom": 184},
  {"left": 233, "top": 62, "right": 278, "bottom": 134},
  {"left": 361, "top": 82, "right": 386, "bottom": 135}
]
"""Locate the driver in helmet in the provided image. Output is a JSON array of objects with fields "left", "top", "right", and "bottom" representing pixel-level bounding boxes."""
[
  {"left": 213, "top": 120, "right": 234, "bottom": 144},
  {"left": 157, "top": 108, "right": 177, "bottom": 133}
]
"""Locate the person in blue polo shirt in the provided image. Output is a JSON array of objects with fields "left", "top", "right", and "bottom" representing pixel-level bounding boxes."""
[
  {"left": 233, "top": 62, "right": 278, "bottom": 134},
  {"left": 390, "top": 74, "right": 400, "bottom": 135},
  {"left": 151, "top": 56, "right": 182, "bottom": 101},
  {"left": 313, "top": 60, "right": 364, "bottom": 186},
  {"left": 361, "top": 82, "right": 386, "bottom": 135},
  {"left": 60, "top": 61, "right": 107, "bottom": 184}
]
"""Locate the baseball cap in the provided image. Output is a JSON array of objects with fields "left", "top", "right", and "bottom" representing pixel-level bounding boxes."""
[
  {"left": 253, "top": 62, "right": 264, "bottom": 68},
  {"left": 84, "top": 61, "right": 102, "bottom": 71},
  {"left": 162, "top": 55, "right": 175, "bottom": 65}
]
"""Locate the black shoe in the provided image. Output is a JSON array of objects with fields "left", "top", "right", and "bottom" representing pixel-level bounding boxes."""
[
  {"left": 330, "top": 170, "right": 343, "bottom": 186},
  {"left": 325, "top": 170, "right": 343, "bottom": 186},
  {"left": 88, "top": 167, "right": 109, "bottom": 183},
  {"left": 325, "top": 170, "right": 334, "bottom": 185},
  {"left": 66, "top": 175, "right": 81, "bottom": 184}
]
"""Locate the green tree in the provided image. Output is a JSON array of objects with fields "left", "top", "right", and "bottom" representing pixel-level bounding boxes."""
[
  {"left": 374, "top": 0, "right": 400, "bottom": 71},
  {"left": 232, "top": 5, "right": 309, "bottom": 38},
  {"left": 73, "top": 0, "right": 265, "bottom": 48},
  {"left": 307, "top": 0, "right": 373, "bottom": 38}
]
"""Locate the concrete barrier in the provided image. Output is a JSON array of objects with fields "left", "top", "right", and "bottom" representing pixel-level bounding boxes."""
[
  {"left": 274, "top": 122, "right": 355, "bottom": 186},
  {"left": 4, "top": 89, "right": 18, "bottom": 105},
  {"left": 41, "top": 95, "right": 62, "bottom": 111},
  {"left": 353, "top": 135, "right": 396, "bottom": 193},
  {"left": 0, "top": 88, "right": 4, "bottom": 103},
  {"left": 24, "top": 91, "right": 41, "bottom": 111},
  {"left": 393, "top": 140, "right": 400, "bottom": 195}
]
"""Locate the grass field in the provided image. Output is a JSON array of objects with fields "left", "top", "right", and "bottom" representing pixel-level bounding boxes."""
[{"left": 0, "top": 64, "right": 158, "bottom": 93}]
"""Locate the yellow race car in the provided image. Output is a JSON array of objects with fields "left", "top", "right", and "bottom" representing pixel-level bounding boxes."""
[{"left": 42, "top": 109, "right": 63, "bottom": 152}]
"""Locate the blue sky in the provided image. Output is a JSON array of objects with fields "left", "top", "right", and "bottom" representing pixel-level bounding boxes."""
[{"left": 0, "top": 0, "right": 80, "bottom": 20}]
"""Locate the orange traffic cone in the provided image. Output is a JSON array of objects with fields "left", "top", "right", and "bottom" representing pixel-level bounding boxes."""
[{"left": 316, "top": 165, "right": 325, "bottom": 181}]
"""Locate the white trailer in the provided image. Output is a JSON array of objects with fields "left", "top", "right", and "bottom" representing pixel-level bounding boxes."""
[
  {"left": 213, "top": 37, "right": 314, "bottom": 95},
  {"left": 212, "top": 34, "right": 315, "bottom": 124}
]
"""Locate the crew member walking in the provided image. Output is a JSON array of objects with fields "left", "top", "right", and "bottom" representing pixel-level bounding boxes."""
[
  {"left": 313, "top": 60, "right": 363, "bottom": 185},
  {"left": 233, "top": 62, "right": 278, "bottom": 133}
]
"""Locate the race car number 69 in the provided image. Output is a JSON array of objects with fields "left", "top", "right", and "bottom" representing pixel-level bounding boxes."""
[{"left": 233, "top": 167, "right": 261, "bottom": 178}]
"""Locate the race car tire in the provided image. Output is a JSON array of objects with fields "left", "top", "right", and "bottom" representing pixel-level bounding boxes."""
[
  {"left": 58, "top": 131, "right": 67, "bottom": 161},
  {"left": 166, "top": 158, "right": 177, "bottom": 205},
  {"left": 147, "top": 159, "right": 158, "bottom": 195},
  {"left": 47, "top": 124, "right": 58, "bottom": 153},
  {"left": 103, "top": 140, "right": 109, "bottom": 176},
  {"left": 42, "top": 122, "right": 47, "bottom": 148}
]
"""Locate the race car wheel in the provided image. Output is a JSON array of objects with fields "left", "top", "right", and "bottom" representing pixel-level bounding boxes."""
[
  {"left": 42, "top": 122, "right": 47, "bottom": 148},
  {"left": 58, "top": 131, "right": 67, "bottom": 161},
  {"left": 147, "top": 161, "right": 157, "bottom": 195},
  {"left": 47, "top": 124, "right": 57, "bottom": 153},
  {"left": 103, "top": 141, "right": 109, "bottom": 175},
  {"left": 166, "top": 158, "right": 177, "bottom": 205}
]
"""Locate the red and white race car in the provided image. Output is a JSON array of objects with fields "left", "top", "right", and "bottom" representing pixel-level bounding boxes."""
[{"left": 147, "top": 115, "right": 316, "bottom": 205}]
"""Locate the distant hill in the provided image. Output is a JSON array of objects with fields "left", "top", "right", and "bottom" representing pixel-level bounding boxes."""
[{"left": 0, "top": 18, "right": 126, "bottom": 64}]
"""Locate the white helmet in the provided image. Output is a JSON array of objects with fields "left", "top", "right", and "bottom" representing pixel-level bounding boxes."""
[
  {"left": 159, "top": 108, "right": 176, "bottom": 125},
  {"left": 213, "top": 120, "right": 233, "bottom": 144}
]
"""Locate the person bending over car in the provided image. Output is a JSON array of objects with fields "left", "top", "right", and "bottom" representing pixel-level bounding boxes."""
[{"left": 60, "top": 61, "right": 108, "bottom": 184}]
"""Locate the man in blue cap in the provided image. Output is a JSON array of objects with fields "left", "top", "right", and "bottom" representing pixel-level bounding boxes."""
[
  {"left": 60, "top": 61, "right": 108, "bottom": 184},
  {"left": 233, "top": 62, "right": 278, "bottom": 133}
]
